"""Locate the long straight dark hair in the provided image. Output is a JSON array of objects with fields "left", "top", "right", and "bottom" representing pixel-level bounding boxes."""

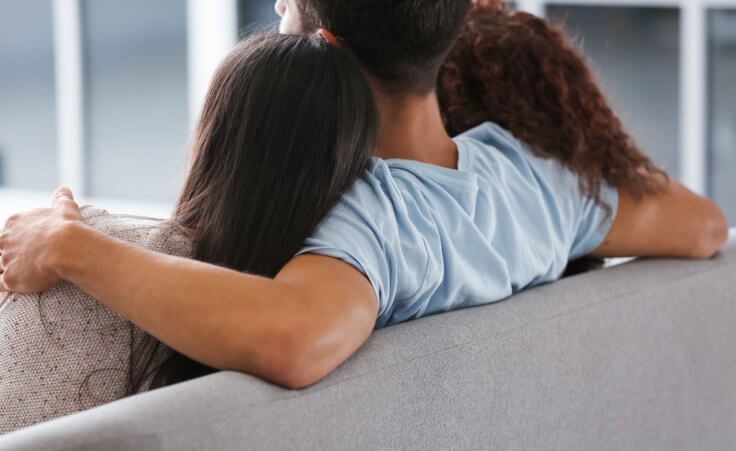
[{"left": 148, "top": 33, "right": 378, "bottom": 388}]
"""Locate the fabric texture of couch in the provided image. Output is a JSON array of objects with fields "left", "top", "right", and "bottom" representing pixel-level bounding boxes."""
[{"left": 1, "top": 231, "right": 734, "bottom": 450}]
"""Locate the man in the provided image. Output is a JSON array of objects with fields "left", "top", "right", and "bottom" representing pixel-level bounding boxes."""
[{"left": 0, "top": 0, "right": 726, "bottom": 389}]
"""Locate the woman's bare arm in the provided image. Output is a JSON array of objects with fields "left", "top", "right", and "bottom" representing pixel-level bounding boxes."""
[
  {"left": 591, "top": 175, "right": 729, "bottom": 259},
  {"left": 0, "top": 190, "right": 377, "bottom": 390}
]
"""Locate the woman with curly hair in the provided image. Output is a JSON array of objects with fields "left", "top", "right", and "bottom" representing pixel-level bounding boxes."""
[
  {"left": 0, "top": 0, "right": 727, "bottom": 397},
  {"left": 440, "top": 1, "right": 665, "bottom": 210},
  {"left": 438, "top": 1, "right": 671, "bottom": 272}
]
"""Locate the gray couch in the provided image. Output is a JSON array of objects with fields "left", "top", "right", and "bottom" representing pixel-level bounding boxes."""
[{"left": 1, "top": 231, "right": 734, "bottom": 450}]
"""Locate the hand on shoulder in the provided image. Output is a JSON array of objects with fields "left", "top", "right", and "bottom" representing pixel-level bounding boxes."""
[{"left": 0, "top": 187, "right": 83, "bottom": 293}]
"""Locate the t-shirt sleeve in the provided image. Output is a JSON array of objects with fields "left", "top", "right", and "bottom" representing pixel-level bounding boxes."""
[
  {"left": 472, "top": 122, "right": 618, "bottom": 262},
  {"left": 524, "top": 146, "right": 619, "bottom": 261},
  {"left": 294, "top": 176, "right": 398, "bottom": 321},
  {"left": 568, "top": 181, "right": 618, "bottom": 259}
]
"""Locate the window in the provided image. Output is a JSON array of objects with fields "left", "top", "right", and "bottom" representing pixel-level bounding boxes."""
[
  {"left": 0, "top": 0, "right": 58, "bottom": 191},
  {"left": 708, "top": 10, "right": 736, "bottom": 224},
  {"left": 1, "top": 0, "right": 733, "bottom": 227},
  {"left": 239, "top": 0, "right": 279, "bottom": 32},
  {"left": 546, "top": 6, "right": 682, "bottom": 176},
  {"left": 83, "top": 0, "right": 188, "bottom": 204}
]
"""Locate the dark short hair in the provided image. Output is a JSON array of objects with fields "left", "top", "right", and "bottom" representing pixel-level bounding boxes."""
[{"left": 298, "top": 0, "right": 471, "bottom": 94}]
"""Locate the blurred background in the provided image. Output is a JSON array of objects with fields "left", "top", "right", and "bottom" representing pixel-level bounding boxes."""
[{"left": 0, "top": 0, "right": 734, "bottom": 223}]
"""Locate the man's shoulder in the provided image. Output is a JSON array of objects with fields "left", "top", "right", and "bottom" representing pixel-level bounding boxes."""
[
  {"left": 332, "top": 159, "right": 401, "bottom": 213},
  {"left": 454, "top": 121, "right": 522, "bottom": 152}
]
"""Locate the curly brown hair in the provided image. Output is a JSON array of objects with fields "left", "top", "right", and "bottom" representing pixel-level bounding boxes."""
[{"left": 438, "top": 3, "right": 667, "bottom": 218}]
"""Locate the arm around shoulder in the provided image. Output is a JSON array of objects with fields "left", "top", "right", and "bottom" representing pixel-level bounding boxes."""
[
  {"left": 0, "top": 190, "right": 378, "bottom": 389},
  {"left": 45, "top": 221, "right": 379, "bottom": 389}
]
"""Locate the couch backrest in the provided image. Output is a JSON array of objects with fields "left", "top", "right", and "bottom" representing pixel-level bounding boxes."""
[{"left": 1, "top": 232, "right": 734, "bottom": 450}]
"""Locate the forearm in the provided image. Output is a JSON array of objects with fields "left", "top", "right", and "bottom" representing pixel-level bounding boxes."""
[
  {"left": 48, "top": 222, "right": 323, "bottom": 384},
  {"left": 592, "top": 175, "right": 728, "bottom": 259}
]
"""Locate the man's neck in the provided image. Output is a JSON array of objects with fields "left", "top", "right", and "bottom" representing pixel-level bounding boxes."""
[{"left": 373, "top": 89, "right": 458, "bottom": 169}]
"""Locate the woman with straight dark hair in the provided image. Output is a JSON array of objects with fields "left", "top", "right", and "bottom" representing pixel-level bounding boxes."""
[
  {"left": 149, "top": 32, "right": 378, "bottom": 386},
  {"left": 0, "top": 32, "right": 377, "bottom": 431}
]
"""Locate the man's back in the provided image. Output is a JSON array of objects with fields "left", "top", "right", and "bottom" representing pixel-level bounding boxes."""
[{"left": 298, "top": 122, "right": 618, "bottom": 327}]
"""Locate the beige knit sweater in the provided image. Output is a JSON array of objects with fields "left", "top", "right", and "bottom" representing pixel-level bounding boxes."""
[{"left": 0, "top": 206, "right": 194, "bottom": 434}]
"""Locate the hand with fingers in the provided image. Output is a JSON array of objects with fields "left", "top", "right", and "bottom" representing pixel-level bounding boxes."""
[{"left": 0, "top": 187, "right": 83, "bottom": 293}]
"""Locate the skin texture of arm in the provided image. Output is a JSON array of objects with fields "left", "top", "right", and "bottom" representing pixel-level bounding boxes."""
[
  {"left": 0, "top": 190, "right": 378, "bottom": 390},
  {"left": 592, "top": 175, "right": 729, "bottom": 259}
]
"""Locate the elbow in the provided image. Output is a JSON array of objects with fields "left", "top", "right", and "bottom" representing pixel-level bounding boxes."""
[
  {"left": 275, "top": 369, "right": 322, "bottom": 391},
  {"left": 688, "top": 205, "right": 729, "bottom": 259},
  {"left": 267, "top": 355, "right": 321, "bottom": 391},
  {"left": 226, "top": 295, "right": 375, "bottom": 390},
  {"left": 250, "top": 335, "right": 330, "bottom": 390}
]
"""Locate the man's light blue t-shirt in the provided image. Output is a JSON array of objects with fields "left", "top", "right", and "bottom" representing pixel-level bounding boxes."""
[{"left": 297, "top": 122, "right": 618, "bottom": 329}]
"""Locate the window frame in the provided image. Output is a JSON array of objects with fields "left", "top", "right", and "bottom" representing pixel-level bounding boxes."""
[{"left": 0, "top": 0, "right": 237, "bottom": 222}]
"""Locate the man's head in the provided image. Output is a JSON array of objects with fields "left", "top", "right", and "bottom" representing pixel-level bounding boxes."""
[{"left": 275, "top": 0, "right": 472, "bottom": 95}]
